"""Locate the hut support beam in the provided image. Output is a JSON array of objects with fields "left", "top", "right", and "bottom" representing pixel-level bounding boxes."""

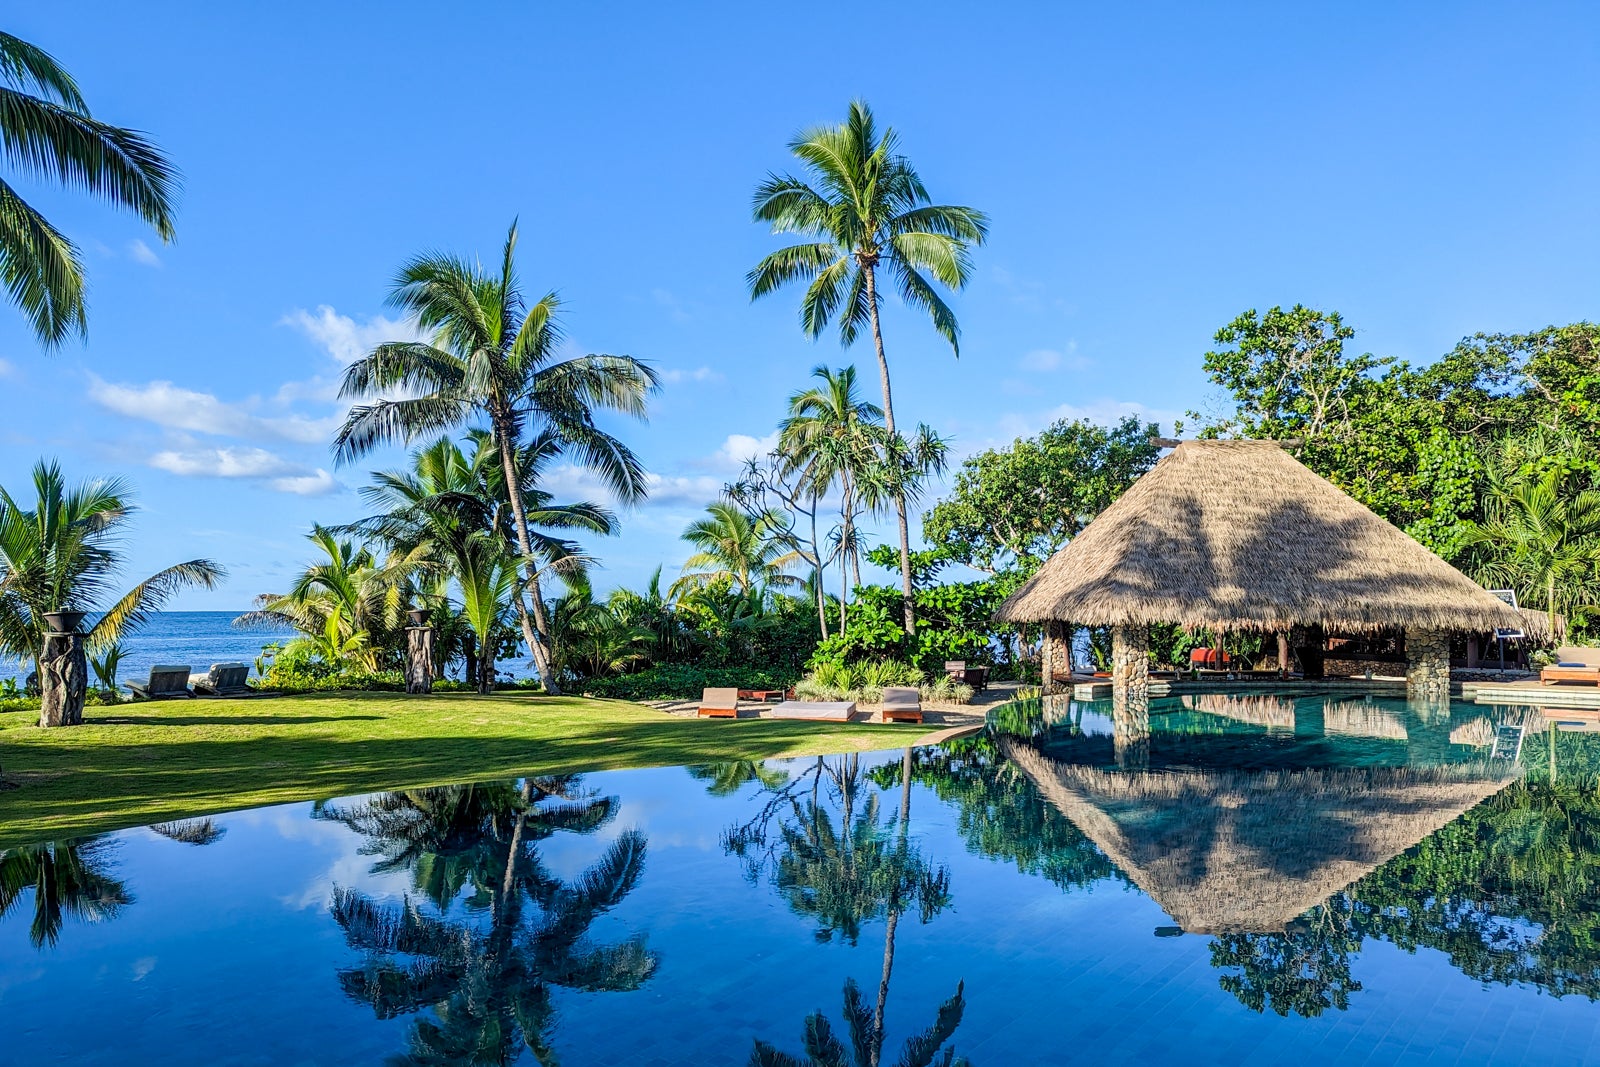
[
  {"left": 1406, "top": 628, "right": 1451, "bottom": 699},
  {"left": 1042, "top": 620, "right": 1070, "bottom": 693},
  {"left": 1111, "top": 624, "right": 1150, "bottom": 770}
]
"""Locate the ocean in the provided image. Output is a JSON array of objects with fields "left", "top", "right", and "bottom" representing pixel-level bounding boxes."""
[{"left": 1, "top": 612, "right": 296, "bottom": 687}]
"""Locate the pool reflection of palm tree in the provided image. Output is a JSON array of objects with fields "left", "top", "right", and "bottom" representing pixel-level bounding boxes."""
[
  {"left": 688, "top": 761, "right": 790, "bottom": 797},
  {"left": 0, "top": 836, "right": 132, "bottom": 948},
  {"left": 730, "top": 751, "right": 960, "bottom": 1067},
  {"left": 750, "top": 977, "right": 972, "bottom": 1067},
  {"left": 326, "top": 776, "right": 655, "bottom": 1063}
]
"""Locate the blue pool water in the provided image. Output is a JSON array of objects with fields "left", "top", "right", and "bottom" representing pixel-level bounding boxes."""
[{"left": 2, "top": 690, "right": 1598, "bottom": 1065}]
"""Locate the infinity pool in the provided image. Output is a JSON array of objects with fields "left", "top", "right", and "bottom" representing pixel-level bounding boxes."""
[{"left": 3, "top": 691, "right": 1598, "bottom": 1065}]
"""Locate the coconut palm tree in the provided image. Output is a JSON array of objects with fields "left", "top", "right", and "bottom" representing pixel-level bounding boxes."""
[
  {"left": 672, "top": 501, "right": 801, "bottom": 599},
  {"left": 237, "top": 525, "right": 393, "bottom": 672},
  {"left": 0, "top": 461, "right": 222, "bottom": 716},
  {"left": 1461, "top": 467, "right": 1600, "bottom": 634},
  {"left": 750, "top": 100, "right": 988, "bottom": 634},
  {"left": 778, "top": 365, "right": 886, "bottom": 628},
  {"left": 335, "top": 222, "right": 657, "bottom": 694},
  {"left": 0, "top": 32, "right": 176, "bottom": 347}
]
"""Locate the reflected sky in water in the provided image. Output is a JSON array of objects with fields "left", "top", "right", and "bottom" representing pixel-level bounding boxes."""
[{"left": 3, "top": 691, "right": 1600, "bottom": 1065}]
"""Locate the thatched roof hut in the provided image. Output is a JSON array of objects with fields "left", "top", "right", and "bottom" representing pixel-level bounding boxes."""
[
  {"left": 995, "top": 440, "right": 1522, "bottom": 636},
  {"left": 1003, "top": 738, "right": 1512, "bottom": 934}
]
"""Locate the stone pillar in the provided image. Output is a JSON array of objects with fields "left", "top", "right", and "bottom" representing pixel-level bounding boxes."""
[
  {"left": 1042, "top": 620, "right": 1071, "bottom": 693},
  {"left": 405, "top": 626, "right": 436, "bottom": 695},
  {"left": 1406, "top": 628, "right": 1451, "bottom": 699},
  {"left": 38, "top": 629, "right": 88, "bottom": 727},
  {"left": 1111, "top": 623, "right": 1150, "bottom": 769},
  {"left": 1277, "top": 632, "right": 1291, "bottom": 676}
]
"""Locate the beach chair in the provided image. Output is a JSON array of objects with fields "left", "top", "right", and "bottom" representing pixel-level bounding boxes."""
[
  {"left": 192, "top": 662, "right": 251, "bottom": 696},
  {"left": 881, "top": 686, "right": 924, "bottom": 724},
  {"left": 943, "top": 660, "right": 967, "bottom": 683},
  {"left": 129, "top": 664, "right": 194, "bottom": 700},
  {"left": 698, "top": 687, "right": 740, "bottom": 718},
  {"left": 1543, "top": 646, "right": 1600, "bottom": 687}
]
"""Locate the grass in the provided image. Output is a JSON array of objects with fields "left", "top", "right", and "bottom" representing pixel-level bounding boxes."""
[{"left": 0, "top": 690, "right": 919, "bottom": 848}]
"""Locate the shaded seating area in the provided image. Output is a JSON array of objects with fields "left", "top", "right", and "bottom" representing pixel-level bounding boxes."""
[
  {"left": 129, "top": 665, "right": 194, "bottom": 700},
  {"left": 880, "top": 686, "right": 923, "bottom": 724},
  {"left": 943, "top": 660, "right": 989, "bottom": 692},
  {"left": 997, "top": 440, "right": 1527, "bottom": 705}
]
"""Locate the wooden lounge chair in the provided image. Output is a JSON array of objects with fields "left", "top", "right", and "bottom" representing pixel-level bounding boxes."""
[
  {"left": 129, "top": 664, "right": 194, "bottom": 700},
  {"left": 698, "top": 687, "right": 740, "bottom": 718},
  {"left": 192, "top": 662, "right": 251, "bottom": 696},
  {"left": 1543, "top": 646, "right": 1600, "bottom": 687},
  {"left": 943, "top": 660, "right": 967, "bottom": 682},
  {"left": 738, "top": 687, "right": 787, "bottom": 702},
  {"left": 881, "top": 686, "right": 923, "bottom": 724}
]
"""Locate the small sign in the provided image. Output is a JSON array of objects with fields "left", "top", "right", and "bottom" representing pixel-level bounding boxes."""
[{"left": 1489, "top": 589, "right": 1524, "bottom": 639}]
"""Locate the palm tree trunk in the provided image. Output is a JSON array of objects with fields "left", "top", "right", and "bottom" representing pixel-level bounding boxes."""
[
  {"left": 492, "top": 414, "right": 561, "bottom": 695},
  {"left": 1548, "top": 573, "right": 1558, "bottom": 639},
  {"left": 863, "top": 264, "right": 916, "bottom": 637},
  {"left": 811, "top": 495, "right": 828, "bottom": 639},
  {"left": 872, "top": 749, "right": 915, "bottom": 1067},
  {"left": 478, "top": 644, "right": 496, "bottom": 695}
]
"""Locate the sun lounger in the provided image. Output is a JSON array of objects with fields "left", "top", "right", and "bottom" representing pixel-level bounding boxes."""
[
  {"left": 1543, "top": 647, "right": 1600, "bottom": 686},
  {"left": 767, "top": 700, "right": 855, "bottom": 722},
  {"left": 881, "top": 686, "right": 923, "bottom": 724},
  {"left": 698, "top": 687, "right": 740, "bottom": 718},
  {"left": 192, "top": 662, "right": 251, "bottom": 696},
  {"left": 129, "top": 664, "right": 194, "bottom": 700}
]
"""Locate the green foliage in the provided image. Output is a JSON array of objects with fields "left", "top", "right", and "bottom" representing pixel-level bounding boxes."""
[
  {"left": 0, "top": 31, "right": 177, "bottom": 347},
  {"left": 809, "top": 573, "right": 1015, "bottom": 675},
  {"left": 922, "top": 415, "right": 1161, "bottom": 573},
  {"left": 578, "top": 664, "right": 795, "bottom": 701}
]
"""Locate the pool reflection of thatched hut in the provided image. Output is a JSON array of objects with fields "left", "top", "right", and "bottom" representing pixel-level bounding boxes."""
[
  {"left": 994, "top": 440, "right": 1524, "bottom": 705},
  {"left": 1004, "top": 739, "right": 1513, "bottom": 934}
]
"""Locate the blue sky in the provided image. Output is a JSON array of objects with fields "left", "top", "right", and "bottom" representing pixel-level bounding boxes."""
[{"left": 4, "top": 2, "right": 1598, "bottom": 609}]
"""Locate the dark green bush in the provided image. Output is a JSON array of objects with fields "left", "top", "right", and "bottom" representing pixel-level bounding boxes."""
[{"left": 580, "top": 664, "right": 795, "bottom": 701}]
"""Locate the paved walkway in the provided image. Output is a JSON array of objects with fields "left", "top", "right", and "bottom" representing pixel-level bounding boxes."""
[{"left": 643, "top": 678, "right": 1027, "bottom": 728}]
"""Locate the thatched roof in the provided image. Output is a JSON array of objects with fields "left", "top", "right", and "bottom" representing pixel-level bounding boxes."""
[
  {"left": 1003, "top": 738, "right": 1512, "bottom": 934},
  {"left": 995, "top": 440, "right": 1525, "bottom": 635}
]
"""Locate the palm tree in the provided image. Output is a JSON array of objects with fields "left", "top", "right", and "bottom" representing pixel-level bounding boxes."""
[
  {"left": 778, "top": 365, "right": 884, "bottom": 631},
  {"left": 454, "top": 532, "right": 519, "bottom": 693},
  {"left": 0, "top": 32, "right": 177, "bottom": 347},
  {"left": 750, "top": 100, "right": 988, "bottom": 634},
  {"left": 0, "top": 462, "right": 222, "bottom": 722},
  {"left": 335, "top": 222, "right": 657, "bottom": 694},
  {"left": 672, "top": 501, "right": 801, "bottom": 598},
  {"left": 1461, "top": 467, "right": 1600, "bottom": 634},
  {"left": 237, "top": 525, "right": 393, "bottom": 672}
]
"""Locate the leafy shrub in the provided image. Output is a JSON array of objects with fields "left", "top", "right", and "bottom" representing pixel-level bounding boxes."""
[
  {"left": 257, "top": 661, "right": 407, "bottom": 694},
  {"left": 580, "top": 664, "right": 795, "bottom": 701},
  {"left": 795, "top": 658, "right": 970, "bottom": 705}
]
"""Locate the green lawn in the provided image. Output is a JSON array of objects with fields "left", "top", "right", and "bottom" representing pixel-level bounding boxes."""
[{"left": 0, "top": 691, "right": 919, "bottom": 848}]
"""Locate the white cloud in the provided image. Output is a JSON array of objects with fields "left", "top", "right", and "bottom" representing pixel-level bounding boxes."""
[
  {"left": 660, "top": 365, "right": 723, "bottom": 385},
  {"left": 281, "top": 305, "right": 423, "bottom": 366},
  {"left": 0, "top": 358, "right": 13, "bottom": 379},
  {"left": 984, "top": 399, "right": 1182, "bottom": 451},
  {"left": 651, "top": 288, "right": 693, "bottom": 323},
  {"left": 713, "top": 431, "right": 779, "bottom": 469},
  {"left": 87, "top": 376, "right": 340, "bottom": 445},
  {"left": 148, "top": 447, "right": 340, "bottom": 496},
  {"left": 127, "top": 240, "right": 161, "bottom": 267}
]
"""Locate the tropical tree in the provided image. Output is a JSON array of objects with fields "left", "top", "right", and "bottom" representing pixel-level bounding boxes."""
[
  {"left": 750, "top": 100, "right": 988, "bottom": 633},
  {"left": 777, "top": 365, "right": 883, "bottom": 627},
  {"left": 0, "top": 32, "right": 176, "bottom": 347},
  {"left": 672, "top": 501, "right": 801, "bottom": 598},
  {"left": 335, "top": 222, "right": 657, "bottom": 694},
  {"left": 0, "top": 461, "right": 222, "bottom": 715},
  {"left": 238, "top": 525, "right": 394, "bottom": 672},
  {"left": 1461, "top": 466, "right": 1600, "bottom": 634}
]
